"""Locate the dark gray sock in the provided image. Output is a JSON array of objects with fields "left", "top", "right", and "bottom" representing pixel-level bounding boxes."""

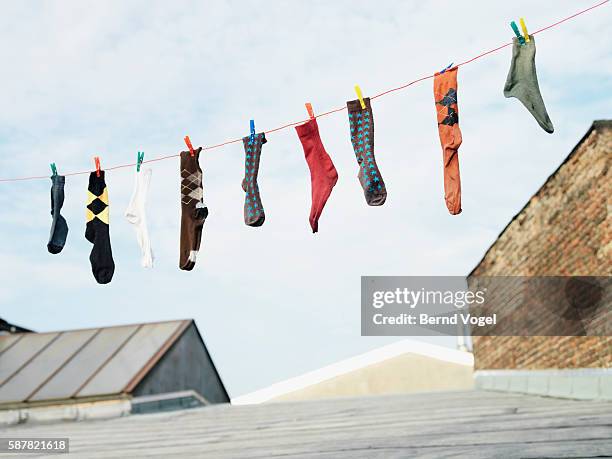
[
  {"left": 242, "top": 133, "right": 267, "bottom": 227},
  {"left": 504, "top": 35, "right": 554, "bottom": 133},
  {"left": 48, "top": 175, "right": 68, "bottom": 254}
]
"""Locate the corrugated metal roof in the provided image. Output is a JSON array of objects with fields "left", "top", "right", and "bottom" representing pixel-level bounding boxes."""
[
  {"left": 31, "top": 326, "right": 136, "bottom": 402},
  {"left": 0, "top": 320, "right": 191, "bottom": 406}
]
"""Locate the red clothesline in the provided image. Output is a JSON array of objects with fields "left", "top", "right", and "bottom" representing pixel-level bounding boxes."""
[{"left": 0, "top": 0, "right": 608, "bottom": 183}]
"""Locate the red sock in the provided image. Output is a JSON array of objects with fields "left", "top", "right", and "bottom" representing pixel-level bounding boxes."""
[{"left": 295, "top": 119, "right": 338, "bottom": 233}]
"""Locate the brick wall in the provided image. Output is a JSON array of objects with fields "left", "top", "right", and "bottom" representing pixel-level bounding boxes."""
[{"left": 469, "top": 121, "right": 611, "bottom": 370}]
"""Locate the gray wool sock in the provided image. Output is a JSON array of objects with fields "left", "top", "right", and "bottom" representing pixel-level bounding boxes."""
[
  {"left": 48, "top": 175, "right": 68, "bottom": 254},
  {"left": 504, "top": 35, "right": 554, "bottom": 134}
]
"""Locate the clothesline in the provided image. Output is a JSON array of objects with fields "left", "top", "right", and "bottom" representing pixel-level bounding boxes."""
[{"left": 0, "top": 0, "right": 607, "bottom": 183}]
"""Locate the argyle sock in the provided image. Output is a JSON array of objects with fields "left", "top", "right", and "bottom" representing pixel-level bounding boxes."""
[
  {"left": 347, "top": 98, "right": 386, "bottom": 206},
  {"left": 434, "top": 67, "right": 462, "bottom": 215},
  {"left": 85, "top": 171, "right": 115, "bottom": 284},
  {"left": 295, "top": 119, "right": 338, "bottom": 233},
  {"left": 504, "top": 36, "right": 554, "bottom": 134},
  {"left": 47, "top": 174, "right": 68, "bottom": 254},
  {"left": 180, "top": 147, "right": 208, "bottom": 271},
  {"left": 242, "top": 133, "right": 267, "bottom": 227},
  {"left": 125, "top": 168, "right": 153, "bottom": 268}
]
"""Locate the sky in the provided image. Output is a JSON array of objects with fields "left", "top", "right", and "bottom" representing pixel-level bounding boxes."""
[{"left": 0, "top": 0, "right": 610, "bottom": 397}]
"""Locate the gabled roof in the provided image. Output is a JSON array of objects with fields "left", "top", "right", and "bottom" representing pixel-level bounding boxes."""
[
  {"left": 0, "top": 319, "right": 226, "bottom": 407},
  {"left": 233, "top": 339, "right": 473, "bottom": 405},
  {"left": 468, "top": 120, "right": 612, "bottom": 277}
]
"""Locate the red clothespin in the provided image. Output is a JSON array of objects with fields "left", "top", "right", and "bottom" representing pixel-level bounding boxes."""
[
  {"left": 184, "top": 136, "right": 195, "bottom": 157},
  {"left": 305, "top": 103, "right": 315, "bottom": 120},
  {"left": 94, "top": 156, "right": 101, "bottom": 177}
]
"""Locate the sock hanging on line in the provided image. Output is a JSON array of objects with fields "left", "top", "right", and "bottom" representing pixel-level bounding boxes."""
[
  {"left": 504, "top": 35, "right": 554, "bottom": 133},
  {"left": 295, "top": 119, "right": 338, "bottom": 233},
  {"left": 85, "top": 171, "right": 115, "bottom": 284},
  {"left": 180, "top": 147, "right": 208, "bottom": 271},
  {"left": 48, "top": 174, "right": 68, "bottom": 254},
  {"left": 434, "top": 67, "right": 462, "bottom": 215},
  {"left": 242, "top": 133, "right": 267, "bottom": 227},
  {"left": 125, "top": 168, "right": 154, "bottom": 268},
  {"left": 347, "top": 98, "right": 386, "bottom": 206}
]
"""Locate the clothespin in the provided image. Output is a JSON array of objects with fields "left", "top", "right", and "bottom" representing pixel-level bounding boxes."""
[
  {"left": 50, "top": 163, "right": 58, "bottom": 176},
  {"left": 511, "top": 21, "right": 526, "bottom": 45},
  {"left": 354, "top": 85, "right": 366, "bottom": 110},
  {"left": 94, "top": 156, "right": 101, "bottom": 177},
  {"left": 250, "top": 120, "right": 255, "bottom": 142},
  {"left": 184, "top": 136, "right": 195, "bottom": 157},
  {"left": 440, "top": 62, "right": 453, "bottom": 74},
  {"left": 519, "top": 17, "right": 530, "bottom": 42},
  {"left": 305, "top": 103, "right": 315, "bottom": 120},
  {"left": 136, "top": 151, "right": 144, "bottom": 172}
]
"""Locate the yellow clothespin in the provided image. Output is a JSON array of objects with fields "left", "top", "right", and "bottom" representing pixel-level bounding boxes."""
[
  {"left": 354, "top": 85, "right": 366, "bottom": 109},
  {"left": 520, "top": 17, "right": 530, "bottom": 42}
]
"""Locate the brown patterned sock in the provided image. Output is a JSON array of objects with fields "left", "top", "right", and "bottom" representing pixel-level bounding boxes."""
[
  {"left": 347, "top": 98, "right": 386, "bottom": 206},
  {"left": 179, "top": 147, "right": 208, "bottom": 270},
  {"left": 242, "top": 133, "right": 267, "bottom": 227}
]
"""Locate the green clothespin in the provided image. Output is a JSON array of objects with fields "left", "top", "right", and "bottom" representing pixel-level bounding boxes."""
[
  {"left": 50, "top": 163, "right": 58, "bottom": 176},
  {"left": 136, "top": 151, "right": 144, "bottom": 172},
  {"left": 510, "top": 21, "right": 525, "bottom": 45}
]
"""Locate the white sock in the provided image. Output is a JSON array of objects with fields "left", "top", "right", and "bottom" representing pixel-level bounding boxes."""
[{"left": 125, "top": 168, "right": 154, "bottom": 268}]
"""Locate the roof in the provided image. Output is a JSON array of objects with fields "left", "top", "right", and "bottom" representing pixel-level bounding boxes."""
[
  {"left": 233, "top": 339, "right": 473, "bottom": 404},
  {"left": 0, "top": 318, "right": 32, "bottom": 334},
  {"left": 0, "top": 319, "right": 227, "bottom": 407},
  {"left": 5, "top": 390, "right": 611, "bottom": 457},
  {"left": 469, "top": 119, "right": 612, "bottom": 277}
]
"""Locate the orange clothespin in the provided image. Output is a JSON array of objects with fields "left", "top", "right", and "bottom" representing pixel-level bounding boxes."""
[
  {"left": 94, "top": 156, "right": 101, "bottom": 177},
  {"left": 184, "top": 136, "right": 195, "bottom": 157},
  {"left": 305, "top": 103, "right": 315, "bottom": 120}
]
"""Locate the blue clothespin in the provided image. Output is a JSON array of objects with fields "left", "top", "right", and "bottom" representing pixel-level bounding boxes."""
[
  {"left": 50, "top": 163, "right": 58, "bottom": 176},
  {"left": 250, "top": 119, "right": 255, "bottom": 143},
  {"left": 510, "top": 21, "right": 525, "bottom": 45},
  {"left": 440, "top": 62, "right": 453, "bottom": 74},
  {"left": 136, "top": 151, "right": 144, "bottom": 172}
]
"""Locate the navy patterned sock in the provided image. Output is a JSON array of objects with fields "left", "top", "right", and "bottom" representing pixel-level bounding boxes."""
[
  {"left": 241, "top": 133, "right": 267, "bottom": 227},
  {"left": 347, "top": 98, "right": 387, "bottom": 206}
]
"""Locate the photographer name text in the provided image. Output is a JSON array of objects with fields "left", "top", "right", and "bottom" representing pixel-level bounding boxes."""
[{"left": 372, "top": 312, "right": 496, "bottom": 327}]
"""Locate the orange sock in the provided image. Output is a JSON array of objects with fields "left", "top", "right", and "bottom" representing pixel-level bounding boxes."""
[{"left": 434, "top": 67, "right": 462, "bottom": 215}]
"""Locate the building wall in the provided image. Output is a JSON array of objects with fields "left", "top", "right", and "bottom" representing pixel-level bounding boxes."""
[
  {"left": 271, "top": 353, "right": 474, "bottom": 402},
  {"left": 469, "top": 121, "right": 611, "bottom": 371},
  {"left": 132, "top": 323, "right": 229, "bottom": 403}
]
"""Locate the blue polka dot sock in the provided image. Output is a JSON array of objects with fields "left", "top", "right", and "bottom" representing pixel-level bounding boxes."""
[
  {"left": 242, "top": 133, "right": 267, "bottom": 227},
  {"left": 347, "top": 98, "right": 386, "bottom": 206}
]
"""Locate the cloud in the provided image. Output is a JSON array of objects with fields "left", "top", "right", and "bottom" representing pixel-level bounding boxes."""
[{"left": 0, "top": 0, "right": 609, "bottom": 396}]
